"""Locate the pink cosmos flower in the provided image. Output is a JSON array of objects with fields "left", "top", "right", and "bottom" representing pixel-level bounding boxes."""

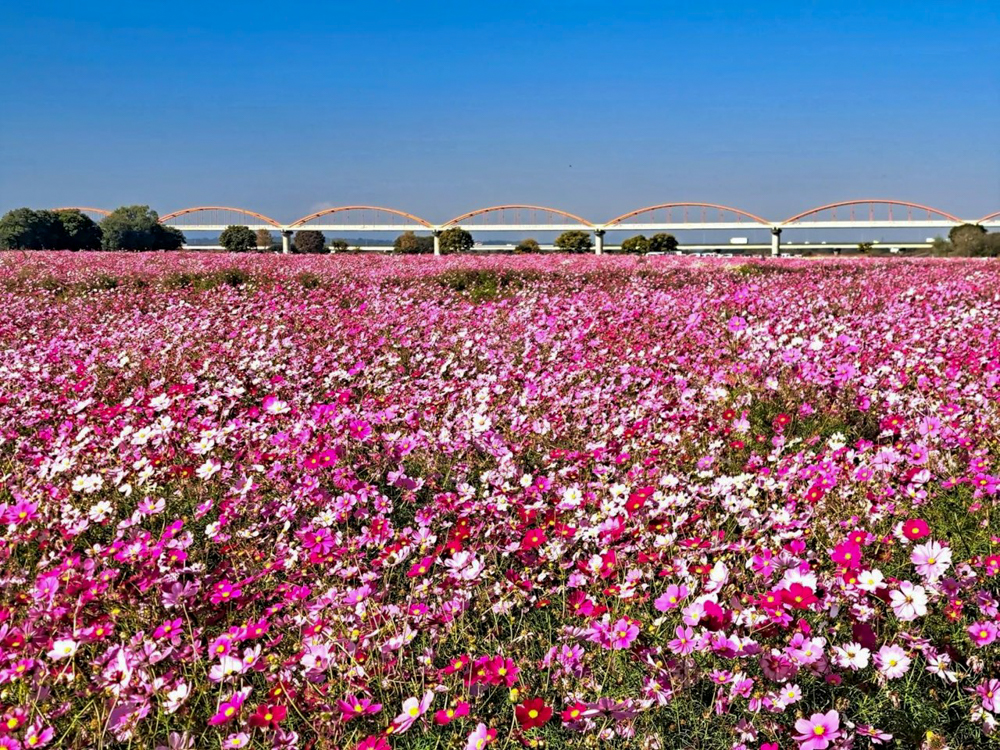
[
  {"left": 154, "top": 618, "right": 183, "bottom": 639},
  {"left": 465, "top": 723, "right": 495, "bottom": 750},
  {"left": 654, "top": 584, "right": 688, "bottom": 611},
  {"left": 875, "top": 644, "right": 911, "bottom": 679},
  {"left": 434, "top": 701, "right": 470, "bottom": 725},
  {"left": 910, "top": 539, "right": 951, "bottom": 581},
  {"left": 968, "top": 621, "right": 998, "bottom": 647},
  {"left": 210, "top": 581, "right": 242, "bottom": 605},
  {"left": 831, "top": 541, "right": 862, "bottom": 569},
  {"left": 391, "top": 691, "right": 433, "bottom": 734},
  {"left": 609, "top": 617, "right": 640, "bottom": 649},
  {"left": 793, "top": 710, "right": 841, "bottom": 750},
  {"left": 977, "top": 679, "right": 1000, "bottom": 712},
  {"left": 21, "top": 724, "right": 54, "bottom": 748},
  {"left": 336, "top": 695, "right": 382, "bottom": 721},
  {"left": 668, "top": 625, "right": 695, "bottom": 655},
  {"left": 208, "top": 689, "right": 250, "bottom": 725},
  {"left": 354, "top": 737, "right": 390, "bottom": 750},
  {"left": 889, "top": 581, "right": 927, "bottom": 621}
]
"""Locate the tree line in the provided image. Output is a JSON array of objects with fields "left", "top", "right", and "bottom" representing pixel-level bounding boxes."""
[
  {"left": 0, "top": 206, "right": 184, "bottom": 251},
  {"left": 1, "top": 206, "right": 677, "bottom": 255}
]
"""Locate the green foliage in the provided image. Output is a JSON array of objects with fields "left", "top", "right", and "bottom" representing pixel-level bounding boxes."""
[
  {"left": 394, "top": 231, "right": 434, "bottom": 254},
  {"left": 218, "top": 225, "right": 257, "bottom": 253},
  {"left": 514, "top": 238, "right": 541, "bottom": 254},
  {"left": 554, "top": 230, "right": 593, "bottom": 254},
  {"left": 55, "top": 209, "right": 102, "bottom": 250},
  {"left": 329, "top": 239, "right": 349, "bottom": 253},
  {"left": 621, "top": 234, "right": 650, "bottom": 255},
  {"left": 0, "top": 208, "right": 40, "bottom": 249},
  {"left": 435, "top": 268, "right": 542, "bottom": 302},
  {"left": 857, "top": 241, "right": 874, "bottom": 253},
  {"left": 438, "top": 227, "right": 475, "bottom": 254},
  {"left": 100, "top": 205, "right": 184, "bottom": 251},
  {"left": 0, "top": 207, "right": 102, "bottom": 250},
  {"left": 293, "top": 230, "right": 326, "bottom": 254},
  {"left": 649, "top": 232, "right": 679, "bottom": 254}
]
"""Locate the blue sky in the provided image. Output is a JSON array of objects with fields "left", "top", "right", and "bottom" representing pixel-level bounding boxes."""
[{"left": 1, "top": 0, "right": 997, "bottom": 225}]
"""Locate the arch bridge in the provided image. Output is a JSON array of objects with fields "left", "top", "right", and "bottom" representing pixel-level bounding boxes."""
[{"left": 49, "top": 200, "right": 997, "bottom": 255}]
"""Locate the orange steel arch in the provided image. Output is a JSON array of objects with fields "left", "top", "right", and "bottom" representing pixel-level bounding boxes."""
[
  {"left": 605, "top": 202, "right": 770, "bottom": 226},
  {"left": 159, "top": 206, "right": 282, "bottom": 227},
  {"left": 290, "top": 206, "right": 432, "bottom": 228},
  {"left": 977, "top": 211, "right": 1000, "bottom": 223},
  {"left": 782, "top": 199, "right": 961, "bottom": 225},
  {"left": 52, "top": 206, "right": 111, "bottom": 216},
  {"left": 443, "top": 205, "right": 593, "bottom": 227}
]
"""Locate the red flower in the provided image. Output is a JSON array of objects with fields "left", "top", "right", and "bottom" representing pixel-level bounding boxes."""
[
  {"left": 781, "top": 582, "right": 818, "bottom": 609},
  {"left": 248, "top": 703, "right": 287, "bottom": 729},
  {"left": 519, "top": 528, "right": 546, "bottom": 551},
  {"left": 902, "top": 518, "right": 929, "bottom": 540},
  {"left": 515, "top": 698, "right": 552, "bottom": 729},
  {"left": 561, "top": 701, "right": 587, "bottom": 723}
]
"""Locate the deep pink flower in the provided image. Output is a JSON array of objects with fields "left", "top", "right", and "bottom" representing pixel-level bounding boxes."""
[{"left": 794, "top": 710, "right": 841, "bottom": 750}]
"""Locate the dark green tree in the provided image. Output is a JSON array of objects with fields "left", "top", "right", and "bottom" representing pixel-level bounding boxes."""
[
  {"left": 293, "top": 230, "right": 326, "bottom": 254},
  {"left": 0, "top": 208, "right": 42, "bottom": 249},
  {"left": 394, "top": 231, "right": 434, "bottom": 254},
  {"left": 330, "top": 239, "right": 349, "bottom": 253},
  {"left": 514, "top": 238, "right": 540, "bottom": 254},
  {"left": 255, "top": 228, "right": 274, "bottom": 253},
  {"left": 55, "top": 210, "right": 102, "bottom": 251},
  {"left": 439, "top": 227, "right": 474, "bottom": 254},
  {"left": 100, "top": 206, "right": 184, "bottom": 251},
  {"left": 648, "top": 233, "right": 679, "bottom": 254},
  {"left": 0, "top": 208, "right": 83, "bottom": 249},
  {"left": 219, "top": 225, "right": 257, "bottom": 253},
  {"left": 554, "top": 230, "right": 593, "bottom": 254},
  {"left": 621, "top": 235, "right": 650, "bottom": 255}
]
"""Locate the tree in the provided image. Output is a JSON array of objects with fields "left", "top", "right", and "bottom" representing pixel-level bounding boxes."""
[
  {"left": 439, "top": 227, "right": 474, "bottom": 254},
  {"left": 255, "top": 228, "right": 274, "bottom": 253},
  {"left": 648, "top": 233, "right": 679, "bottom": 254},
  {"left": 554, "top": 230, "right": 593, "bottom": 254},
  {"left": 393, "top": 231, "right": 434, "bottom": 254},
  {"left": 949, "top": 223, "right": 987, "bottom": 253},
  {"left": 857, "top": 242, "right": 874, "bottom": 254},
  {"left": 330, "top": 239, "right": 349, "bottom": 253},
  {"left": 514, "top": 238, "right": 540, "bottom": 254},
  {"left": 55, "top": 210, "right": 102, "bottom": 251},
  {"left": 293, "top": 230, "right": 326, "bottom": 254},
  {"left": 0, "top": 208, "right": 40, "bottom": 249},
  {"left": 621, "top": 235, "right": 650, "bottom": 255},
  {"left": 0, "top": 208, "right": 101, "bottom": 250},
  {"left": 219, "top": 225, "right": 257, "bottom": 253},
  {"left": 100, "top": 206, "right": 184, "bottom": 251}
]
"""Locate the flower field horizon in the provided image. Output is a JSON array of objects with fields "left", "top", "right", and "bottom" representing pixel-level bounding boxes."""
[{"left": 2, "top": 252, "right": 1000, "bottom": 749}]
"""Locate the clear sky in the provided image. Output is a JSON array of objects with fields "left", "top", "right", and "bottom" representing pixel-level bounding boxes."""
[{"left": 1, "top": 0, "right": 998, "bottom": 225}]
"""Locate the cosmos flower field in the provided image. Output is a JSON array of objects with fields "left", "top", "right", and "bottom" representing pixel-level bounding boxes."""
[{"left": 2, "top": 252, "right": 1000, "bottom": 750}]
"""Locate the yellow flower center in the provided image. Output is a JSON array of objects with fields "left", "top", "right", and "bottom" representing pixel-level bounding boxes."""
[{"left": 814, "top": 726, "right": 826, "bottom": 736}]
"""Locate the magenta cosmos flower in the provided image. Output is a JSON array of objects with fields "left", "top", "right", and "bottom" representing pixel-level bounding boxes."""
[
  {"left": 794, "top": 710, "right": 841, "bottom": 750},
  {"left": 609, "top": 617, "right": 640, "bottom": 649},
  {"left": 968, "top": 621, "right": 998, "bottom": 647}
]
